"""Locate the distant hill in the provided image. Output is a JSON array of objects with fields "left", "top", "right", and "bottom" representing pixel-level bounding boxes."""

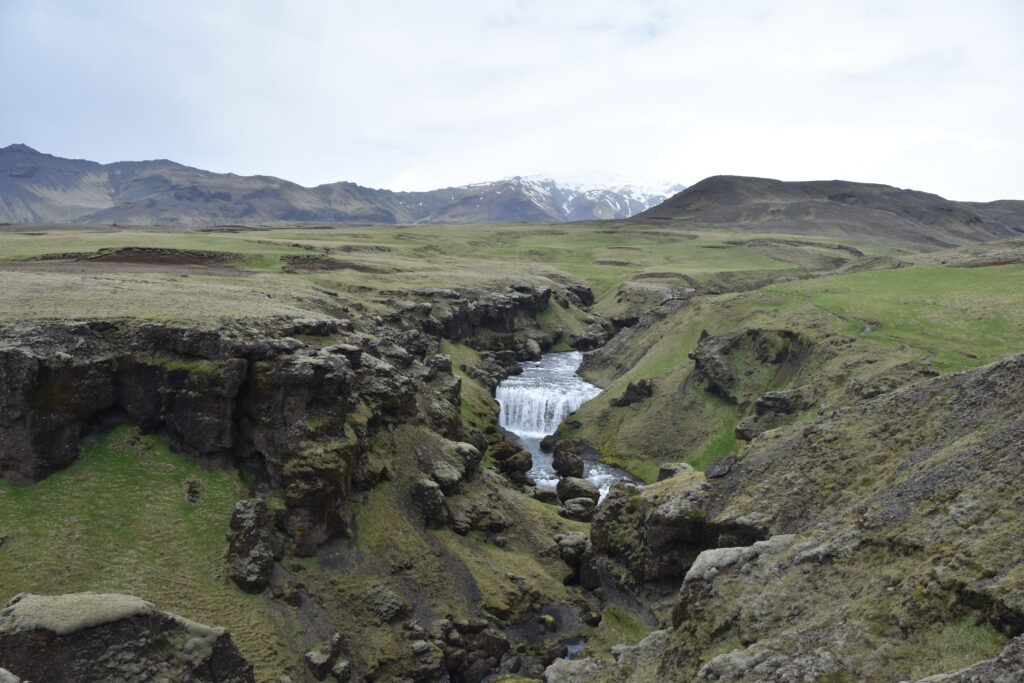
[
  {"left": 0, "top": 144, "right": 681, "bottom": 226},
  {"left": 635, "top": 175, "right": 1024, "bottom": 250}
]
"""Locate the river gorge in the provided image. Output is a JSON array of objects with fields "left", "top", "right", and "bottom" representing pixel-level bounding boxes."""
[{"left": 495, "top": 351, "right": 635, "bottom": 498}]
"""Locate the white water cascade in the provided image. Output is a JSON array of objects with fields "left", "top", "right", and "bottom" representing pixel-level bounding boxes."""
[
  {"left": 495, "top": 351, "right": 634, "bottom": 496},
  {"left": 496, "top": 352, "right": 601, "bottom": 438}
]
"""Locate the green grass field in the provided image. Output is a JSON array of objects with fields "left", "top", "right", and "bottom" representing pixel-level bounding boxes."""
[
  {"left": 0, "top": 426, "right": 293, "bottom": 680},
  {"left": 767, "top": 265, "right": 1024, "bottom": 371}
]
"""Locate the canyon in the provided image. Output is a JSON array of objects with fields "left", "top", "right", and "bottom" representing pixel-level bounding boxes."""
[{"left": 0, "top": 177, "right": 1022, "bottom": 681}]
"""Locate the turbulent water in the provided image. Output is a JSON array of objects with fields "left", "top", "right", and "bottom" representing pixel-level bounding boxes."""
[{"left": 496, "top": 351, "right": 634, "bottom": 497}]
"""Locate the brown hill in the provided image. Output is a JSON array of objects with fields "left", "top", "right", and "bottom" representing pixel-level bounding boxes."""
[{"left": 635, "top": 175, "right": 1024, "bottom": 250}]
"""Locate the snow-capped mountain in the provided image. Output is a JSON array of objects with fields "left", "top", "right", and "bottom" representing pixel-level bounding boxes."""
[
  {"left": 422, "top": 176, "right": 687, "bottom": 224},
  {"left": 0, "top": 144, "right": 685, "bottom": 225}
]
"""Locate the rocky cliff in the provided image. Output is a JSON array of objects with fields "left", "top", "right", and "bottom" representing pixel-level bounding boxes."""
[
  {"left": 564, "top": 352, "right": 1024, "bottom": 680},
  {"left": 0, "top": 279, "right": 610, "bottom": 681},
  {"left": 0, "top": 592, "right": 253, "bottom": 682}
]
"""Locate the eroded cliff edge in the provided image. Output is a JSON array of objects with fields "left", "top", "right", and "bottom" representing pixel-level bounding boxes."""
[
  {"left": 0, "top": 281, "right": 613, "bottom": 681},
  {"left": 556, "top": 352, "right": 1024, "bottom": 681}
]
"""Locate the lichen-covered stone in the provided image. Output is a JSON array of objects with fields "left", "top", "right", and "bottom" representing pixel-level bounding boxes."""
[
  {"left": 556, "top": 476, "right": 599, "bottom": 504},
  {"left": 558, "top": 497, "right": 596, "bottom": 522},
  {"left": 0, "top": 592, "right": 253, "bottom": 682}
]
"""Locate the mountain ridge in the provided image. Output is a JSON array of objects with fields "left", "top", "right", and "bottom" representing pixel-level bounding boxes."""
[{"left": 0, "top": 144, "right": 681, "bottom": 226}]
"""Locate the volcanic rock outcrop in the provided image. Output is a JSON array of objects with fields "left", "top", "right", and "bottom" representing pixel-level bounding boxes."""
[
  {"left": 569, "top": 352, "right": 1024, "bottom": 680},
  {"left": 0, "top": 592, "right": 253, "bottom": 682}
]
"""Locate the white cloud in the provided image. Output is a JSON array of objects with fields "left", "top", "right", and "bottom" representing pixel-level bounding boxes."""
[{"left": 1, "top": 0, "right": 1021, "bottom": 200}]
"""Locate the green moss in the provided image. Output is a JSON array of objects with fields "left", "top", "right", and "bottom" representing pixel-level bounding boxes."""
[
  {"left": 0, "top": 425, "right": 291, "bottom": 680},
  {"left": 599, "top": 455, "right": 660, "bottom": 484},
  {"left": 603, "top": 605, "right": 656, "bottom": 641},
  {"left": 902, "top": 617, "right": 1008, "bottom": 679},
  {"left": 687, "top": 426, "right": 741, "bottom": 472},
  {"left": 441, "top": 339, "right": 500, "bottom": 433},
  {"left": 583, "top": 603, "right": 656, "bottom": 658},
  {"left": 151, "top": 355, "right": 219, "bottom": 374},
  {"left": 536, "top": 300, "right": 588, "bottom": 351},
  {"left": 235, "top": 253, "right": 284, "bottom": 271}
]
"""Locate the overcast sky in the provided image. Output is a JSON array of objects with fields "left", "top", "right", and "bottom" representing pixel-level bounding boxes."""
[{"left": 1, "top": 0, "right": 1021, "bottom": 200}]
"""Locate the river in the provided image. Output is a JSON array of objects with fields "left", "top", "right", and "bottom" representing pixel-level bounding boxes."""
[{"left": 495, "top": 351, "right": 635, "bottom": 498}]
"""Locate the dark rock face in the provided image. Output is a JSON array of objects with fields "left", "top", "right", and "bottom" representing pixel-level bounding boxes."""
[
  {"left": 0, "top": 316, "right": 464, "bottom": 556},
  {"left": 304, "top": 632, "right": 344, "bottom": 680},
  {"left": 734, "top": 387, "right": 812, "bottom": 440},
  {"left": 538, "top": 433, "right": 558, "bottom": 452},
  {"left": 688, "top": 328, "right": 818, "bottom": 407},
  {"left": 704, "top": 455, "right": 736, "bottom": 479},
  {"left": 423, "top": 286, "right": 551, "bottom": 346},
  {"left": 0, "top": 349, "right": 116, "bottom": 483},
  {"left": 0, "top": 592, "right": 254, "bottom": 682},
  {"left": 590, "top": 478, "right": 718, "bottom": 592},
  {"left": 565, "top": 284, "right": 595, "bottom": 307},
  {"left": 610, "top": 378, "right": 654, "bottom": 407},
  {"left": 568, "top": 321, "right": 613, "bottom": 351},
  {"left": 531, "top": 487, "right": 560, "bottom": 505},
  {"left": 225, "top": 499, "right": 280, "bottom": 594},
  {"left": 413, "top": 477, "right": 448, "bottom": 528}
]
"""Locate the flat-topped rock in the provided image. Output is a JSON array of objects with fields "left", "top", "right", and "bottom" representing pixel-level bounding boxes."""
[{"left": 0, "top": 592, "right": 253, "bottom": 682}]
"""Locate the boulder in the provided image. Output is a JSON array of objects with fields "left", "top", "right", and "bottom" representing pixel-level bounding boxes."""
[
  {"left": 430, "top": 460, "right": 463, "bottom": 495},
  {"left": 486, "top": 441, "right": 518, "bottom": 462},
  {"left": 531, "top": 487, "right": 560, "bottom": 505},
  {"left": 184, "top": 474, "right": 205, "bottom": 503},
  {"left": 552, "top": 444, "right": 584, "bottom": 478},
  {"left": 304, "top": 632, "right": 344, "bottom": 681},
  {"left": 522, "top": 338, "right": 542, "bottom": 361},
  {"left": 501, "top": 450, "right": 533, "bottom": 473},
  {"left": 543, "top": 656, "right": 614, "bottom": 682},
  {"left": 225, "top": 499, "right": 279, "bottom": 594},
  {"left": 565, "top": 284, "right": 595, "bottom": 307},
  {"left": 449, "top": 442, "right": 482, "bottom": 474},
  {"left": 610, "top": 378, "right": 654, "bottom": 407},
  {"left": 412, "top": 478, "right": 447, "bottom": 528},
  {"left": 364, "top": 585, "right": 411, "bottom": 623},
  {"left": 656, "top": 462, "right": 693, "bottom": 481},
  {"left": 0, "top": 592, "right": 253, "bottom": 682},
  {"left": 611, "top": 314, "right": 640, "bottom": 330},
  {"left": 590, "top": 477, "right": 715, "bottom": 589},
  {"left": 559, "top": 497, "right": 597, "bottom": 522},
  {"left": 539, "top": 434, "right": 558, "bottom": 452},
  {"left": 553, "top": 532, "right": 590, "bottom": 568},
  {"left": 556, "top": 477, "right": 599, "bottom": 504}
]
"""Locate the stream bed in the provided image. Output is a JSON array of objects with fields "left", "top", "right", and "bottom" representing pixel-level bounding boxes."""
[{"left": 495, "top": 351, "right": 635, "bottom": 498}]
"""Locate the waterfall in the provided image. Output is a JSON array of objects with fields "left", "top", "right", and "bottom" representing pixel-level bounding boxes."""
[
  {"left": 495, "top": 350, "right": 636, "bottom": 497},
  {"left": 495, "top": 352, "right": 601, "bottom": 439}
]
